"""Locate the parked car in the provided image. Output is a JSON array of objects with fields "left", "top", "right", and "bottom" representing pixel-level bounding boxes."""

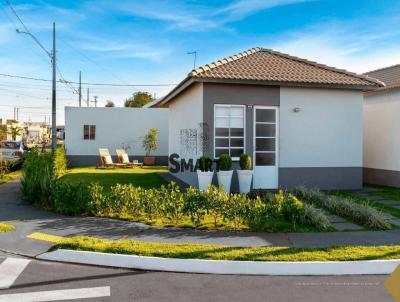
[{"left": 0, "top": 140, "right": 24, "bottom": 161}]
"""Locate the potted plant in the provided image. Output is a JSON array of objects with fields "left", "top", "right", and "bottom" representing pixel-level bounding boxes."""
[
  {"left": 142, "top": 128, "right": 159, "bottom": 165},
  {"left": 217, "top": 154, "right": 233, "bottom": 193},
  {"left": 238, "top": 153, "right": 253, "bottom": 193},
  {"left": 196, "top": 155, "right": 213, "bottom": 191}
]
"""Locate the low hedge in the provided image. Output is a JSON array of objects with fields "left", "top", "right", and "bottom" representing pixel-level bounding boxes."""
[
  {"left": 50, "top": 182, "right": 331, "bottom": 231},
  {"left": 294, "top": 187, "right": 391, "bottom": 230}
]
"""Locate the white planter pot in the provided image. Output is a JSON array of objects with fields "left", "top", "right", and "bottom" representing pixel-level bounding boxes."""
[
  {"left": 197, "top": 171, "right": 214, "bottom": 191},
  {"left": 237, "top": 170, "right": 253, "bottom": 194},
  {"left": 217, "top": 170, "right": 233, "bottom": 193}
]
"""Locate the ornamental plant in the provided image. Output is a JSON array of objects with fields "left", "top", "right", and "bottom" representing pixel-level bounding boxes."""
[
  {"left": 142, "top": 128, "right": 159, "bottom": 156},
  {"left": 198, "top": 155, "right": 212, "bottom": 172},
  {"left": 217, "top": 154, "right": 232, "bottom": 171},
  {"left": 239, "top": 153, "right": 252, "bottom": 170}
]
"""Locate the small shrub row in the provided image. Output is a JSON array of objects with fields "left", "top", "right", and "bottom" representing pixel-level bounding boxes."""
[
  {"left": 50, "top": 183, "right": 331, "bottom": 231},
  {"left": 293, "top": 187, "right": 391, "bottom": 230}
]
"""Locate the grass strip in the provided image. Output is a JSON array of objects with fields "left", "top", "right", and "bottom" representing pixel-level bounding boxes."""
[
  {"left": 28, "top": 232, "right": 400, "bottom": 262},
  {"left": 0, "top": 171, "right": 22, "bottom": 185},
  {"left": 333, "top": 192, "right": 400, "bottom": 220},
  {"left": 0, "top": 222, "right": 16, "bottom": 232}
]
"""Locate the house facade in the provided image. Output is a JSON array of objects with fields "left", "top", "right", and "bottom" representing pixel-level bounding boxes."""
[
  {"left": 363, "top": 65, "right": 400, "bottom": 187},
  {"left": 65, "top": 107, "right": 169, "bottom": 166},
  {"left": 154, "top": 48, "right": 383, "bottom": 190}
]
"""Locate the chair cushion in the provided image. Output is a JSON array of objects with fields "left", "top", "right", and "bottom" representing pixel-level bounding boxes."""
[
  {"left": 103, "top": 155, "right": 113, "bottom": 165},
  {"left": 121, "top": 153, "right": 130, "bottom": 163}
]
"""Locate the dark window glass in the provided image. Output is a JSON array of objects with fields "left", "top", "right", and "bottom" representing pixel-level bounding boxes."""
[
  {"left": 256, "top": 124, "right": 275, "bottom": 137},
  {"left": 256, "top": 138, "right": 275, "bottom": 151},
  {"left": 255, "top": 153, "right": 275, "bottom": 166},
  {"left": 215, "top": 138, "right": 229, "bottom": 148},
  {"left": 230, "top": 148, "right": 244, "bottom": 158},
  {"left": 230, "top": 128, "right": 244, "bottom": 137},
  {"left": 256, "top": 109, "right": 276, "bottom": 123},
  {"left": 90, "top": 125, "right": 96, "bottom": 140},
  {"left": 230, "top": 138, "right": 244, "bottom": 147},
  {"left": 83, "top": 125, "right": 89, "bottom": 140},
  {"left": 215, "top": 149, "right": 229, "bottom": 158},
  {"left": 215, "top": 128, "right": 229, "bottom": 136}
]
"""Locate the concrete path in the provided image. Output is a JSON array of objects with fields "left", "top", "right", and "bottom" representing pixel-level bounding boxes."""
[{"left": 2, "top": 179, "right": 400, "bottom": 258}]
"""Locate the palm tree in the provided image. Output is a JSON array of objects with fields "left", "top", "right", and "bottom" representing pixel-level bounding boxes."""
[{"left": 8, "top": 126, "right": 24, "bottom": 140}]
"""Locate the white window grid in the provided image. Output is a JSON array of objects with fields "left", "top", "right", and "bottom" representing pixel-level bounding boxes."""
[{"left": 214, "top": 104, "right": 246, "bottom": 160}]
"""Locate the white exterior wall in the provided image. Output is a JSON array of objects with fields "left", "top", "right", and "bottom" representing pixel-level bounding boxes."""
[
  {"left": 168, "top": 83, "right": 203, "bottom": 186},
  {"left": 279, "top": 88, "right": 363, "bottom": 168},
  {"left": 364, "top": 90, "right": 400, "bottom": 171},
  {"left": 65, "top": 107, "right": 169, "bottom": 156}
]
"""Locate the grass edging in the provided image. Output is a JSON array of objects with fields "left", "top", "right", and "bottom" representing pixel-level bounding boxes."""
[
  {"left": 28, "top": 232, "right": 400, "bottom": 262},
  {"left": 0, "top": 222, "right": 16, "bottom": 233}
]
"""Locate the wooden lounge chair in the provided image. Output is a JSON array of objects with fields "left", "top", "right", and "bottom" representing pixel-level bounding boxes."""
[
  {"left": 97, "top": 148, "right": 129, "bottom": 168},
  {"left": 116, "top": 149, "right": 143, "bottom": 168}
]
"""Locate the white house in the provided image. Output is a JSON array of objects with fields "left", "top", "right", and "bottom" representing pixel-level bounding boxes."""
[
  {"left": 153, "top": 47, "right": 383, "bottom": 191},
  {"left": 364, "top": 65, "right": 400, "bottom": 187},
  {"left": 65, "top": 107, "right": 169, "bottom": 166}
]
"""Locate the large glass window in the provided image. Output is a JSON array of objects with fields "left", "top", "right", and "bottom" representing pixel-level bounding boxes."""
[{"left": 214, "top": 105, "right": 245, "bottom": 159}]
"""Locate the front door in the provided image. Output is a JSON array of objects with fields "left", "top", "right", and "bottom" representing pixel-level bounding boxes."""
[{"left": 253, "top": 106, "right": 279, "bottom": 189}]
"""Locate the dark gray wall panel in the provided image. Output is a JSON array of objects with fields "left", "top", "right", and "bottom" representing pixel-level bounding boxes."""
[
  {"left": 279, "top": 167, "right": 363, "bottom": 190},
  {"left": 364, "top": 168, "right": 400, "bottom": 187},
  {"left": 67, "top": 155, "right": 168, "bottom": 167}
]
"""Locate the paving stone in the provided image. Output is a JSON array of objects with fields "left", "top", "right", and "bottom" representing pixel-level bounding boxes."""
[
  {"left": 326, "top": 214, "right": 347, "bottom": 223},
  {"left": 375, "top": 199, "right": 400, "bottom": 206},
  {"left": 362, "top": 187, "right": 382, "bottom": 193},
  {"left": 387, "top": 218, "right": 400, "bottom": 226},
  {"left": 362, "top": 195, "right": 386, "bottom": 201},
  {"left": 332, "top": 222, "right": 364, "bottom": 231}
]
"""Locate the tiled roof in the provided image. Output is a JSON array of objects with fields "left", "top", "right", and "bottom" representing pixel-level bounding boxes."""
[
  {"left": 154, "top": 47, "right": 384, "bottom": 107},
  {"left": 190, "top": 48, "right": 383, "bottom": 88},
  {"left": 364, "top": 64, "right": 400, "bottom": 91}
]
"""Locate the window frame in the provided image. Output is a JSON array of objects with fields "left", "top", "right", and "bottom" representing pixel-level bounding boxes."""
[
  {"left": 83, "top": 124, "right": 96, "bottom": 141},
  {"left": 213, "top": 104, "right": 246, "bottom": 161}
]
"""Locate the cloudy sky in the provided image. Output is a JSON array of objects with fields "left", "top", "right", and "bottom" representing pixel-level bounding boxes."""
[{"left": 1, "top": 0, "right": 400, "bottom": 124}]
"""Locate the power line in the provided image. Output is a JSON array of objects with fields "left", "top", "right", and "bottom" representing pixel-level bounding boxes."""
[{"left": 0, "top": 72, "right": 177, "bottom": 87}]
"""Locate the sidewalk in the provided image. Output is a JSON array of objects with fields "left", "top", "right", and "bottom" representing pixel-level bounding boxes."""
[{"left": 2, "top": 179, "right": 400, "bottom": 257}]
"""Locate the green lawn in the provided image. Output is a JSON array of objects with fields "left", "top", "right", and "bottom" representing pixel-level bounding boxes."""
[
  {"left": 0, "top": 222, "right": 16, "bottom": 232},
  {"left": 60, "top": 166, "right": 168, "bottom": 189},
  {"left": 30, "top": 232, "right": 400, "bottom": 262},
  {"left": 0, "top": 170, "right": 22, "bottom": 185}
]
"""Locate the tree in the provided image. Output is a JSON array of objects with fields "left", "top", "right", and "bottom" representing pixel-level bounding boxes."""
[
  {"left": 105, "top": 100, "right": 115, "bottom": 107},
  {"left": 0, "top": 125, "right": 6, "bottom": 140},
  {"left": 124, "top": 91, "right": 153, "bottom": 108},
  {"left": 8, "top": 126, "right": 24, "bottom": 140}
]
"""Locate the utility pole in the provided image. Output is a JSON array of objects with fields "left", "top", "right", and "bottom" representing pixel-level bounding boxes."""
[
  {"left": 51, "top": 22, "right": 57, "bottom": 149},
  {"left": 16, "top": 108, "right": 19, "bottom": 121},
  {"left": 78, "top": 71, "right": 82, "bottom": 107},
  {"left": 92, "top": 96, "right": 98, "bottom": 107},
  {"left": 87, "top": 88, "right": 89, "bottom": 107},
  {"left": 13, "top": 107, "right": 16, "bottom": 120}
]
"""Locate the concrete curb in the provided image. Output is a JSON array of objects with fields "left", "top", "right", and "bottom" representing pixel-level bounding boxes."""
[{"left": 37, "top": 249, "right": 400, "bottom": 275}]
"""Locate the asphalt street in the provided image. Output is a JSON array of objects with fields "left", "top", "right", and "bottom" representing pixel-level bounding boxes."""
[{"left": 0, "top": 253, "right": 394, "bottom": 302}]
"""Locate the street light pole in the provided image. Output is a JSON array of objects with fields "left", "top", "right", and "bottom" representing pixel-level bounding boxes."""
[{"left": 51, "top": 22, "right": 57, "bottom": 149}]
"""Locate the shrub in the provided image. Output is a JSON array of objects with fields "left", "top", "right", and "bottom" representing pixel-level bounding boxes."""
[
  {"left": 160, "top": 183, "right": 185, "bottom": 224},
  {"left": 205, "top": 185, "right": 229, "bottom": 227},
  {"left": 223, "top": 193, "right": 250, "bottom": 229},
  {"left": 217, "top": 154, "right": 232, "bottom": 171},
  {"left": 21, "top": 146, "right": 68, "bottom": 206},
  {"left": 183, "top": 187, "right": 207, "bottom": 227},
  {"left": 52, "top": 182, "right": 91, "bottom": 215},
  {"left": 294, "top": 186, "right": 391, "bottom": 230},
  {"left": 274, "top": 190, "right": 304, "bottom": 229},
  {"left": 239, "top": 154, "right": 252, "bottom": 170},
  {"left": 198, "top": 156, "right": 212, "bottom": 172}
]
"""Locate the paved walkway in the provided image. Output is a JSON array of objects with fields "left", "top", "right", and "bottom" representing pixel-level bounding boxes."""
[{"left": 2, "top": 179, "right": 400, "bottom": 257}]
